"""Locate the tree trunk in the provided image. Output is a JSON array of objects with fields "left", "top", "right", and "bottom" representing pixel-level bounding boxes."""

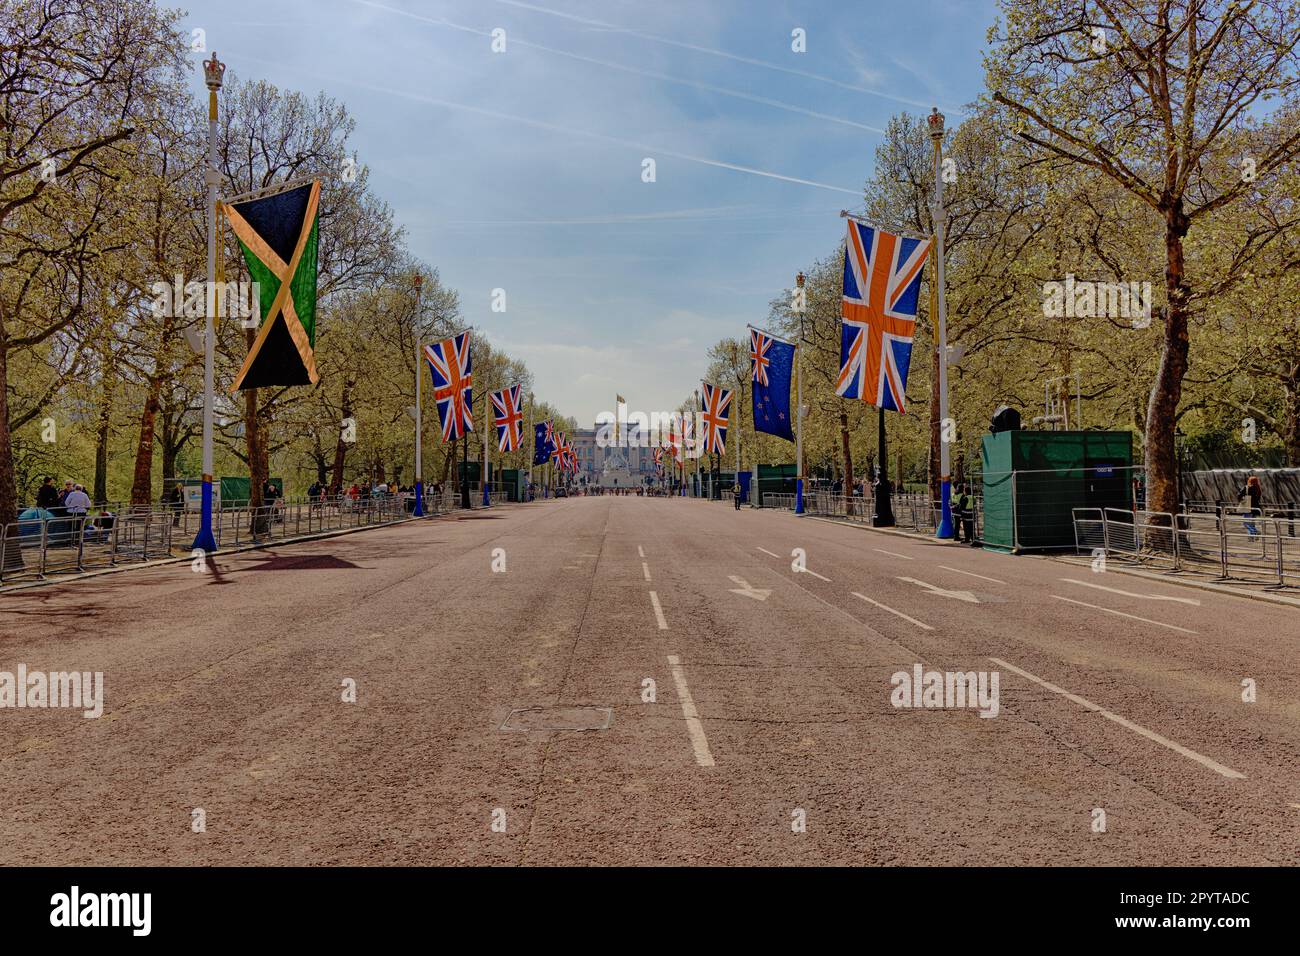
[
  {"left": 1283, "top": 371, "right": 1300, "bottom": 467},
  {"left": 128, "top": 373, "right": 163, "bottom": 506},
  {"left": 839, "top": 409, "right": 854, "bottom": 512},
  {"left": 1143, "top": 214, "right": 1191, "bottom": 517},
  {"left": 330, "top": 378, "right": 354, "bottom": 494},
  {"left": 0, "top": 336, "right": 21, "bottom": 568},
  {"left": 92, "top": 358, "right": 114, "bottom": 506}
]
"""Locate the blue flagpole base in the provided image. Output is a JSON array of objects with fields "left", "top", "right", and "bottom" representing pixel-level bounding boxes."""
[
  {"left": 795, "top": 478, "right": 805, "bottom": 515},
  {"left": 191, "top": 479, "right": 217, "bottom": 553},
  {"left": 483, "top": 488, "right": 490, "bottom": 507},
  {"left": 413, "top": 480, "right": 424, "bottom": 517},
  {"left": 936, "top": 479, "right": 955, "bottom": 539}
]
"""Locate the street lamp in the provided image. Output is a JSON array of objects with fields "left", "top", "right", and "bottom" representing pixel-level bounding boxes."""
[
  {"left": 193, "top": 51, "right": 225, "bottom": 554},
  {"left": 928, "top": 106, "right": 955, "bottom": 540}
]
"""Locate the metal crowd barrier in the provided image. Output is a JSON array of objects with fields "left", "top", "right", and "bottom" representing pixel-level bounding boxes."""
[
  {"left": 0, "top": 491, "right": 470, "bottom": 586},
  {"left": 1072, "top": 507, "right": 1299, "bottom": 588}
]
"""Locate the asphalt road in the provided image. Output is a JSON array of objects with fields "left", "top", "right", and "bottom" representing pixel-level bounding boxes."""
[{"left": 1, "top": 496, "right": 1296, "bottom": 865}]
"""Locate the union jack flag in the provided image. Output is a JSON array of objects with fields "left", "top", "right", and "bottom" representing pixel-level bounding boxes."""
[
  {"left": 837, "top": 219, "right": 931, "bottom": 412},
  {"left": 699, "top": 381, "right": 732, "bottom": 454},
  {"left": 664, "top": 418, "right": 679, "bottom": 468},
  {"left": 424, "top": 331, "right": 473, "bottom": 440},
  {"left": 750, "top": 328, "right": 776, "bottom": 386},
  {"left": 678, "top": 413, "right": 694, "bottom": 463},
  {"left": 491, "top": 384, "right": 524, "bottom": 452}
]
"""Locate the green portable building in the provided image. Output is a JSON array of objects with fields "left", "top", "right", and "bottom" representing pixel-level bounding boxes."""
[
  {"left": 757, "top": 463, "right": 797, "bottom": 501},
  {"left": 980, "top": 430, "right": 1133, "bottom": 551}
]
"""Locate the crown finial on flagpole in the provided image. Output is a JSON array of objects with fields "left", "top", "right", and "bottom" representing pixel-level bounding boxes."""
[
  {"left": 203, "top": 52, "right": 226, "bottom": 91},
  {"left": 928, "top": 106, "right": 945, "bottom": 142}
]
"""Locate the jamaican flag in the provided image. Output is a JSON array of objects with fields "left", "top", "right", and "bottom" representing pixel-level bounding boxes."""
[{"left": 223, "top": 180, "right": 320, "bottom": 390}]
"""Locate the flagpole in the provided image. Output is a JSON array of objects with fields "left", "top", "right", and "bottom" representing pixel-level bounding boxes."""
[
  {"left": 929, "top": 107, "right": 954, "bottom": 539},
  {"left": 794, "top": 272, "right": 806, "bottom": 515},
  {"left": 412, "top": 275, "right": 425, "bottom": 517},
  {"left": 694, "top": 389, "right": 701, "bottom": 499},
  {"left": 527, "top": 393, "right": 534, "bottom": 501},
  {"left": 483, "top": 393, "right": 491, "bottom": 507},
  {"left": 193, "top": 53, "right": 225, "bottom": 554}
]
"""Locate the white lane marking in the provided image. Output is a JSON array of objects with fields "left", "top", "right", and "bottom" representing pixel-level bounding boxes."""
[
  {"left": 756, "top": 547, "right": 780, "bottom": 558},
  {"left": 939, "top": 565, "right": 1006, "bottom": 585},
  {"left": 648, "top": 590, "right": 668, "bottom": 630},
  {"left": 851, "top": 592, "right": 934, "bottom": 630},
  {"left": 874, "top": 548, "right": 914, "bottom": 561},
  {"left": 1060, "top": 578, "right": 1201, "bottom": 606},
  {"left": 798, "top": 568, "right": 831, "bottom": 582},
  {"left": 989, "top": 657, "right": 1245, "bottom": 780},
  {"left": 667, "top": 655, "right": 715, "bottom": 767},
  {"left": 642, "top": 562, "right": 651, "bottom": 581},
  {"left": 727, "top": 575, "right": 771, "bottom": 601},
  {"left": 897, "top": 576, "right": 979, "bottom": 604},
  {"left": 637, "top": 545, "right": 645, "bottom": 558},
  {"left": 1050, "top": 595, "right": 1197, "bottom": 634}
]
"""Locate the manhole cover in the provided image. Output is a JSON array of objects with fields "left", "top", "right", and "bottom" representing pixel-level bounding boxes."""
[{"left": 500, "top": 706, "right": 613, "bottom": 732}]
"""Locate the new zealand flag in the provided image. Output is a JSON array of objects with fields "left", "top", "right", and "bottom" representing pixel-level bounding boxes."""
[{"left": 751, "top": 328, "right": 795, "bottom": 441}]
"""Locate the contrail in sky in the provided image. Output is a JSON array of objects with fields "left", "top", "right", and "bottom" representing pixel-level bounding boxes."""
[
  {"left": 489, "top": 0, "right": 956, "bottom": 113},
  {"left": 225, "top": 52, "right": 864, "bottom": 195},
  {"left": 348, "top": 0, "right": 885, "bottom": 133}
]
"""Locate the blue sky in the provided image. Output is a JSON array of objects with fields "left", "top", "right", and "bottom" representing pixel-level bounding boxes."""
[{"left": 182, "top": 0, "right": 995, "bottom": 425}]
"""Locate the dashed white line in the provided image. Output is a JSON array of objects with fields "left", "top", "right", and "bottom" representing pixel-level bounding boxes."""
[
  {"left": 939, "top": 565, "right": 1006, "bottom": 585},
  {"left": 989, "top": 657, "right": 1245, "bottom": 780},
  {"left": 851, "top": 592, "right": 934, "bottom": 630},
  {"left": 637, "top": 545, "right": 645, "bottom": 558},
  {"left": 1050, "top": 595, "right": 1197, "bottom": 634},
  {"left": 1060, "top": 578, "right": 1201, "bottom": 605},
  {"left": 648, "top": 590, "right": 668, "bottom": 630},
  {"left": 874, "top": 548, "right": 914, "bottom": 561},
  {"left": 756, "top": 547, "right": 780, "bottom": 558},
  {"left": 667, "top": 654, "right": 715, "bottom": 767},
  {"left": 799, "top": 568, "right": 831, "bottom": 582},
  {"left": 642, "top": 561, "right": 651, "bottom": 581}
]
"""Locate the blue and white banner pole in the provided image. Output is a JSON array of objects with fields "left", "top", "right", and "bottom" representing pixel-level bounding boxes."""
[
  {"left": 793, "top": 272, "right": 806, "bottom": 515},
  {"left": 930, "top": 107, "right": 954, "bottom": 540},
  {"left": 193, "top": 53, "right": 224, "bottom": 555}
]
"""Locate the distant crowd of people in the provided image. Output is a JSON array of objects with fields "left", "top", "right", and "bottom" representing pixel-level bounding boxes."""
[{"left": 25, "top": 477, "right": 115, "bottom": 544}]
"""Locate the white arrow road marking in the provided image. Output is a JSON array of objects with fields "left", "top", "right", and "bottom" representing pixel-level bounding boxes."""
[
  {"left": 668, "top": 655, "right": 715, "bottom": 767},
  {"left": 851, "top": 592, "right": 934, "bottom": 630},
  {"left": 756, "top": 547, "right": 780, "bottom": 558},
  {"left": 990, "top": 657, "right": 1244, "bottom": 780},
  {"left": 939, "top": 565, "right": 1006, "bottom": 585},
  {"left": 1060, "top": 578, "right": 1201, "bottom": 605},
  {"left": 1050, "top": 595, "right": 1197, "bottom": 634},
  {"left": 897, "top": 576, "right": 980, "bottom": 603},
  {"left": 728, "top": 575, "right": 771, "bottom": 601}
]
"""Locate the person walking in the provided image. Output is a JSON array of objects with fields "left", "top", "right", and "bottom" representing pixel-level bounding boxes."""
[
  {"left": 1238, "top": 474, "right": 1263, "bottom": 536},
  {"left": 732, "top": 480, "right": 742, "bottom": 510},
  {"left": 166, "top": 482, "right": 184, "bottom": 527}
]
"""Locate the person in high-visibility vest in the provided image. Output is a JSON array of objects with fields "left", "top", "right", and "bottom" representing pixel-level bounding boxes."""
[{"left": 732, "top": 481, "right": 742, "bottom": 510}]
